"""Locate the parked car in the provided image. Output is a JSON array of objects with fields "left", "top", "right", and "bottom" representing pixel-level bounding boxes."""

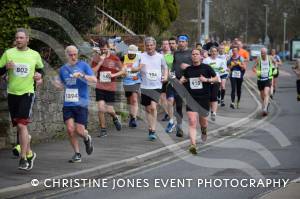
[{"left": 249, "top": 44, "right": 265, "bottom": 60}]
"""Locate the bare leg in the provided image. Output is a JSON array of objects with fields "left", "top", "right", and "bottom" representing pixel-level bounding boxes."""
[
  {"left": 17, "top": 124, "right": 29, "bottom": 159},
  {"left": 129, "top": 92, "right": 139, "bottom": 118},
  {"left": 187, "top": 112, "right": 198, "bottom": 146},
  {"left": 65, "top": 118, "right": 79, "bottom": 153},
  {"left": 97, "top": 100, "right": 106, "bottom": 128}
]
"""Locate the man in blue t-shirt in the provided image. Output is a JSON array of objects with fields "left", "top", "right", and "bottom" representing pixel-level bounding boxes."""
[{"left": 55, "top": 45, "right": 97, "bottom": 163}]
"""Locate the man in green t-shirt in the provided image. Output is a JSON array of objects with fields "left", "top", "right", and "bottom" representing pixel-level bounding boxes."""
[
  {"left": 160, "top": 40, "right": 174, "bottom": 123},
  {"left": 0, "top": 28, "right": 44, "bottom": 171}
]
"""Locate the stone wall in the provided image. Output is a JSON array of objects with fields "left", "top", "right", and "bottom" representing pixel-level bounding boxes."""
[{"left": 0, "top": 64, "right": 127, "bottom": 149}]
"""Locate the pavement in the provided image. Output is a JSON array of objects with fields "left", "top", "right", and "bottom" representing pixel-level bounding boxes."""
[{"left": 0, "top": 66, "right": 298, "bottom": 199}]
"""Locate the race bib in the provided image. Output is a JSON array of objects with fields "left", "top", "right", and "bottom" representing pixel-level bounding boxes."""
[
  {"left": 189, "top": 78, "right": 203, "bottom": 89},
  {"left": 65, "top": 89, "right": 79, "bottom": 102},
  {"left": 232, "top": 71, "right": 241, "bottom": 78},
  {"left": 146, "top": 71, "right": 158, "bottom": 81},
  {"left": 100, "top": 71, "right": 111, "bottom": 82},
  {"left": 14, "top": 63, "right": 30, "bottom": 77},
  {"left": 261, "top": 67, "right": 269, "bottom": 78},
  {"left": 126, "top": 68, "right": 137, "bottom": 78},
  {"left": 169, "top": 71, "right": 176, "bottom": 79}
]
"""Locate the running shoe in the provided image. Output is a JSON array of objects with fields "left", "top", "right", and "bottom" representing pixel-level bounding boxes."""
[
  {"left": 201, "top": 128, "right": 207, "bottom": 142},
  {"left": 148, "top": 131, "right": 157, "bottom": 141},
  {"left": 84, "top": 135, "right": 93, "bottom": 155},
  {"left": 236, "top": 102, "right": 240, "bottom": 109},
  {"left": 165, "top": 122, "right": 175, "bottom": 133},
  {"left": 18, "top": 158, "right": 29, "bottom": 170},
  {"left": 262, "top": 111, "right": 268, "bottom": 117},
  {"left": 98, "top": 128, "right": 107, "bottom": 137},
  {"left": 211, "top": 112, "right": 216, "bottom": 121},
  {"left": 113, "top": 117, "right": 122, "bottom": 131},
  {"left": 129, "top": 118, "right": 137, "bottom": 128},
  {"left": 26, "top": 152, "right": 36, "bottom": 171},
  {"left": 12, "top": 144, "right": 20, "bottom": 157},
  {"left": 230, "top": 103, "right": 235, "bottom": 109},
  {"left": 176, "top": 127, "right": 184, "bottom": 137},
  {"left": 189, "top": 145, "right": 197, "bottom": 155},
  {"left": 69, "top": 153, "right": 82, "bottom": 163},
  {"left": 221, "top": 100, "right": 225, "bottom": 107},
  {"left": 161, "top": 113, "right": 170, "bottom": 121}
]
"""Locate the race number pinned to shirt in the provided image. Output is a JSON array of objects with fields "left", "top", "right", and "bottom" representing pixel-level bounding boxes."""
[
  {"left": 232, "top": 70, "right": 241, "bottom": 78},
  {"left": 189, "top": 78, "right": 203, "bottom": 89},
  {"left": 146, "top": 71, "right": 158, "bottom": 81},
  {"left": 126, "top": 68, "right": 137, "bottom": 78},
  {"left": 261, "top": 60, "right": 270, "bottom": 78},
  {"left": 14, "top": 63, "right": 30, "bottom": 77},
  {"left": 65, "top": 88, "right": 79, "bottom": 102},
  {"left": 100, "top": 71, "right": 111, "bottom": 82}
]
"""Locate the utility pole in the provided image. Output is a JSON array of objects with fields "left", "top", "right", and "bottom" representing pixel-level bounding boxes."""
[
  {"left": 204, "top": 0, "right": 211, "bottom": 39},
  {"left": 198, "top": 0, "right": 203, "bottom": 42},
  {"left": 263, "top": 4, "right": 270, "bottom": 46},
  {"left": 283, "top": 12, "right": 288, "bottom": 61}
]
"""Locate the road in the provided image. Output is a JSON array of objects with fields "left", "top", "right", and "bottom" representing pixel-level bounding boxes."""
[{"left": 26, "top": 64, "right": 300, "bottom": 199}]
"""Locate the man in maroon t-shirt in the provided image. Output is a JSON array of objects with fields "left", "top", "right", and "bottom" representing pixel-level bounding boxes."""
[{"left": 91, "top": 39, "right": 125, "bottom": 137}]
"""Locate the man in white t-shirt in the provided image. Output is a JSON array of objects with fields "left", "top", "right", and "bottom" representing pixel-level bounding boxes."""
[{"left": 133, "top": 37, "right": 168, "bottom": 140}]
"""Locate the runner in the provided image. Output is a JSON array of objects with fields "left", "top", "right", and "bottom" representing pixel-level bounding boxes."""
[
  {"left": 169, "top": 37, "right": 178, "bottom": 54},
  {"left": 201, "top": 49, "right": 209, "bottom": 59},
  {"left": 227, "top": 46, "right": 246, "bottom": 109},
  {"left": 237, "top": 41, "right": 250, "bottom": 65},
  {"left": 292, "top": 59, "right": 300, "bottom": 101},
  {"left": 170, "top": 34, "right": 193, "bottom": 137},
  {"left": 203, "top": 46, "right": 225, "bottom": 121},
  {"left": 122, "top": 44, "right": 141, "bottom": 128},
  {"left": 253, "top": 47, "right": 274, "bottom": 116},
  {"left": 160, "top": 40, "right": 174, "bottom": 121},
  {"left": 0, "top": 28, "right": 44, "bottom": 170},
  {"left": 218, "top": 44, "right": 229, "bottom": 107},
  {"left": 91, "top": 39, "right": 124, "bottom": 137},
  {"left": 54, "top": 45, "right": 96, "bottom": 163},
  {"left": 180, "top": 49, "right": 218, "bottom": 154},
  {"left": 133, "top": 37, "right": 168, "bottom": 140},
  {"left": 270, "top": 49, "right": 282, "bottom": 99}
]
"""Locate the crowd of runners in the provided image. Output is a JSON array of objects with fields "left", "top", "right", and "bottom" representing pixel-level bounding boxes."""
[{"left": 0, "top": 28, "right": 287, "bottom": 170}]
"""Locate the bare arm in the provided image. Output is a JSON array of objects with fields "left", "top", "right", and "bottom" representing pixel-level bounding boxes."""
[{"left": 252, "top": 60, "right": 258, "bottom": 73}]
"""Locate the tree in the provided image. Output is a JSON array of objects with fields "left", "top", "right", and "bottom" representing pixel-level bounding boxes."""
[
  {"left": 103, "top": 0, "right": 178, "bottom": 34},
  {"left": 30, "top": 0, "right": 98, "bottom": 44},
  {"left": 0, "top": 0, "right": 32, "bottom": 53}
]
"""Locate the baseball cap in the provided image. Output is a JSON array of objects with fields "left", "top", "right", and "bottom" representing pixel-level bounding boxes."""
[
  {"left": 127, "top": 44, "right": 138, "bottom": 54},
  {"left": 178, "top": 35, "right": 189, "bottom": 42}
]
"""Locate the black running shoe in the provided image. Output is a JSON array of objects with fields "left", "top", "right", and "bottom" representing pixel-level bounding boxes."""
[
  {"left": 18, "top": 158, "right": 29, "bottom": 170},
  {"left": 84, "top": 135, "right": 93, "bottom": 155},
  {"left": 12, "top": 144, "right": 20, "bottom": 157},
  {"left": 176, "top": 127, "right": 183, "bottom": 137},
  {"left": 161, "top": 114, "right": 170, "bottom": 121},
  {"left": 221, "top": 100, "right": 225, "bottom": 107}
]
